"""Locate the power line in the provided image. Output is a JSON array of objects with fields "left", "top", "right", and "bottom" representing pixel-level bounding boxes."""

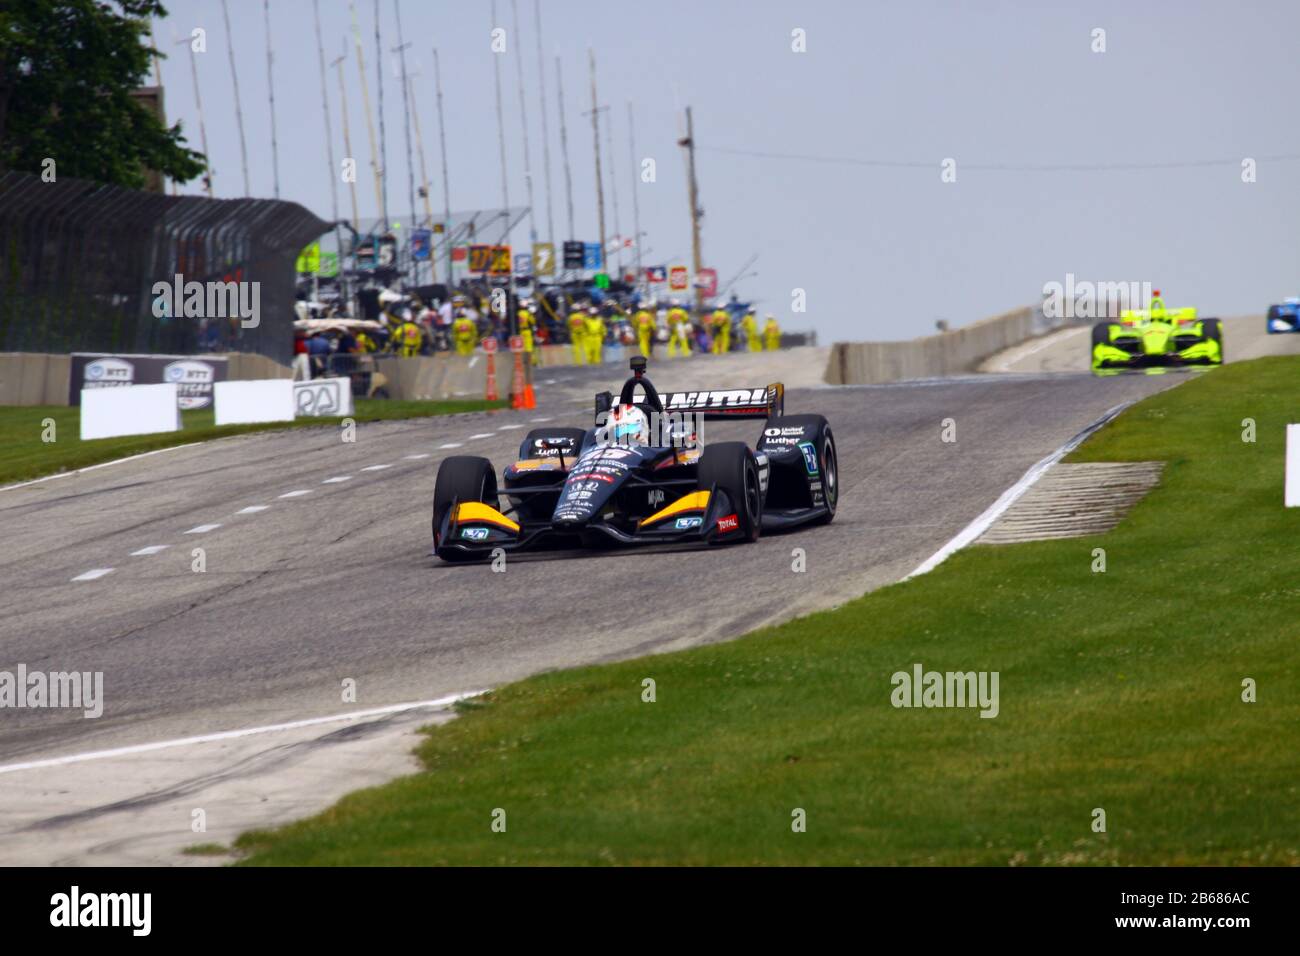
[{"left": 697, "top": 145, "right": 1300, "bottom": 173}]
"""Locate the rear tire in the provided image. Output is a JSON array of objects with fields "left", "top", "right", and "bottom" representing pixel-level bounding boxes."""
[
  {"left": 698, "top": 441, "right": 761, "bottom": 543},
  {"left": 433, "top": 456, "right": 498, "bottom": 559}
]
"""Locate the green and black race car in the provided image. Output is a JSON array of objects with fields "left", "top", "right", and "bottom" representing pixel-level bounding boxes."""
[{"left": 1090, "top": 292, "right": 1223, "bottom": 375}]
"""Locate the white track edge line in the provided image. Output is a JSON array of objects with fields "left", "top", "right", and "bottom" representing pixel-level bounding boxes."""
[
  {"left": 906, "top": 401, "right": 1133, "bottom": 579},
  {"left": 0, "top": 689, "right": 491, "bottom": 775},
  {"left": 0, "top": 443, "right": 204, "bottom": 492}
]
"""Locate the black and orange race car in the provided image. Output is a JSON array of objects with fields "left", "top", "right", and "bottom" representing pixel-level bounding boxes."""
[{"left": 430, "top": 357, "right": 838, "bottom": 561}]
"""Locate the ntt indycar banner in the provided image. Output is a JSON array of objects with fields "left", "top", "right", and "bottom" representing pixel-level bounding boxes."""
[{"left": 69, "top": 353, "right": 228, "bottom": 409}]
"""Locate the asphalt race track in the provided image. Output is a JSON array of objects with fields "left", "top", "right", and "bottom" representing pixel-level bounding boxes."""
[{"left": 0, "top": 349, "right": 1194, "bottom": 862}]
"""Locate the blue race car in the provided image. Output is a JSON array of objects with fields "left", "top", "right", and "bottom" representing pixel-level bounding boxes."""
[{"left": 1266, "top": 298, "right": 1300, "bottom": 334}]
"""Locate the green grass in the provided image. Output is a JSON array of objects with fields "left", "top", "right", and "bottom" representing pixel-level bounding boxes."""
[
  {"left": 236, "top": 358, "right": 1300, "bottom": 866},
  {"left": 0, "top": 398, "right": 505, "bottom": 486},
  {"left": 181, "top": 843, "right": 232, "bottom": 857}
]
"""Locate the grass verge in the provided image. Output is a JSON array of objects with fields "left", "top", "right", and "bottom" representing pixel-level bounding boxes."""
[
  {"left": 0, "top": 398, "right": 505, "bottom": 486},
  {"left": 236, "top": 358, "right": 1300, "bottom": 865}
]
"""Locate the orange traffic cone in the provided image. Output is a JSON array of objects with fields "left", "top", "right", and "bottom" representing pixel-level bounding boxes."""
[
  {"left": 523, "top": 383, "right": 536, "bottom": 409},
  {"left": 510, "top": 349, "right": 525, "bottom": 409}
]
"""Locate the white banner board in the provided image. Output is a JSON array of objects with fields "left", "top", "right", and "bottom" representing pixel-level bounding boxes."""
[
  {"left": 213, "top": 379, "right": 296, "bottom": 426},
  {"left": 293, "top": 377, "right": 354, "bottom": 418},
  {"left": 80, "top": 383, "right": 181, "bottom": 440}
]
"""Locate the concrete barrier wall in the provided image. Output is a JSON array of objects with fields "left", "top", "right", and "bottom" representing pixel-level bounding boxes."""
[
  {"left": 0, "top": 351, "right": 292, "bottom": 406},
  {"left": 0, "top": 353, "right": 71, "bottom": 405},
  {"left": 824, "top": 306, "right": 1069, "bottom": 385}
]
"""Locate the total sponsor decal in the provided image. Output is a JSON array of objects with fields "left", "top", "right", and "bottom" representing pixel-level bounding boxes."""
[{"left": 716, "top": 513, "right": 739, "bottom": 533}]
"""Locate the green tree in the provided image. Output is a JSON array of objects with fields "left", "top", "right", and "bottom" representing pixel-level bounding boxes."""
[{"left": 0, "top": 0, "right": 205, "bottom": 188}]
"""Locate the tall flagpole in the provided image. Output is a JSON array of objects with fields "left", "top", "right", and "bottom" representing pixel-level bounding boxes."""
[
  {"left": 491, "top": 0, "right": 511, "bottom": 245},
  {"left": 392, "top": 1, "right": 416, "bottom": 278},
  {"left": 219, "top": 0, "right": 251, "bottom": 195},
  {"left": 511, "top": 0, "right": 536, "bottom": 247},
  {"left": 351, "top": 2, "right": 384, "bottom": 233},
  {"left": 263, "top": 0, "right": 280, "bottom": 198},
  {"left": 604, "top": 104, "right": 621, "bottom": 275},
  {"left": 628, "top": 101, "right": 642, "bottom": 291},
  {"left": 374, "top": 0, "right": 389, "bottom": 229},
  {"left": 555, "top": 55, "right": 575, "bottom": 244},
  {"left": 587, "top": 49, "right": 606, "bottom": 261},
  {"left": 533, "top": 0, "right": 555, "bottom": 247},
  {"left": 313, "top": 1, "right": 340, "bottom": 227},
  {"left": 433, "top": 48, "right": 453, "bottom": 282},
  {"left": 333, "top": 46, "right": 360, "bottom": 235},
  {"left": 176, "top": 34, "right": 213, "bottom": 197},
  {"left": 407, "top": 71, "right": 437, "bottom": 281}
]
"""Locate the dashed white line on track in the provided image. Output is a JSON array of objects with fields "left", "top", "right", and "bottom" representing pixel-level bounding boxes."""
[
  {"left": 322, "top": 476, "right": 352, "bottom": 484},
  {"left": 403, "top": 454, "right": 431, "bottom": 459},
  {"left": 466, "top": 433, "right": 493, "bottom": 440},
  {"left": 530, "top": 416, "right": 553, "bottom": 423},
  {"left": 278, "top": 490, "right": 312, "bottom": 498},
  {"left": 130, "top": 545, "right": 169, "bottom": 556},
  {"left": 184, "top": 524, "right": 221, "bottom": 534},
  {"left": 71, "top": 568, "right": 114, "bottom": 582},
  {"left": 360, "top": 464, "right": 392, "bottom": 471},
  {"left": 438, "top": 442, "right": 463, "bottom": 449},
  {"left": 497, "top": 424, "right": 523, "bottom": 430}
]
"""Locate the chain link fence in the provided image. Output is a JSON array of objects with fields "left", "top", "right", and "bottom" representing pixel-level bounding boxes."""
[{"left": 0, "top": 171, "right": 330, "bottom": 366}]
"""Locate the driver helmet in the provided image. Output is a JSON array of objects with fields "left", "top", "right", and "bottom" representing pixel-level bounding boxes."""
[{"left": 608, "top": 403, "right": 650, "bottom": 446}]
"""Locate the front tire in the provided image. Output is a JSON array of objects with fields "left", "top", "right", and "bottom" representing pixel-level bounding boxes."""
[
  {"left": 698, "top": 441, "right": 761, "bottom": 543},
  {"left": 433, "top": 456, "right": 498, "bottom": 560}
]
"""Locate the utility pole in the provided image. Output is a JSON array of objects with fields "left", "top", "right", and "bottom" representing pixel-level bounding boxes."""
[
  {"left": 263, "top": 0, "right": 280, "bottom": 198},
  {"left": 176, "top": 35, "right": 213, "bottom": 198},
  {"left": 679, "top": 106, "right": 704, "bottom": 314},
  {"left": 588, "top": 49, "right": 606, "bottom": 269},
  {"left": 533, "top": 0, "right": 556, "bottom": 247},
  {"left": 219, "top": 0, "right": 251, "bottom": 195},
  {"left": 628, "top": 101, "right": 642, "bottom": 293},
  {"left": 491, "top": 0, "right": 511, "bottom": 245},
  {"left": 555, "top": 56, "right": 576, "bottom": 245},
  {"left": 351, "top": 2, "right": 384, "bottom": 236},
  {"left": 433, "top": 48, "right": 453, "bottom": 284}
]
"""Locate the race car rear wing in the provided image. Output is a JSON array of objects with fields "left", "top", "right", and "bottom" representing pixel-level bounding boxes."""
[{"left": 596, "top": 382, "right": 785, "bottom": 422}]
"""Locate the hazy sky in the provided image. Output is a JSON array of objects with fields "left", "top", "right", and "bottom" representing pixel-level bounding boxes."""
[{"left": 154, "top": 0, "right": 1300, "bottom": 340}]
